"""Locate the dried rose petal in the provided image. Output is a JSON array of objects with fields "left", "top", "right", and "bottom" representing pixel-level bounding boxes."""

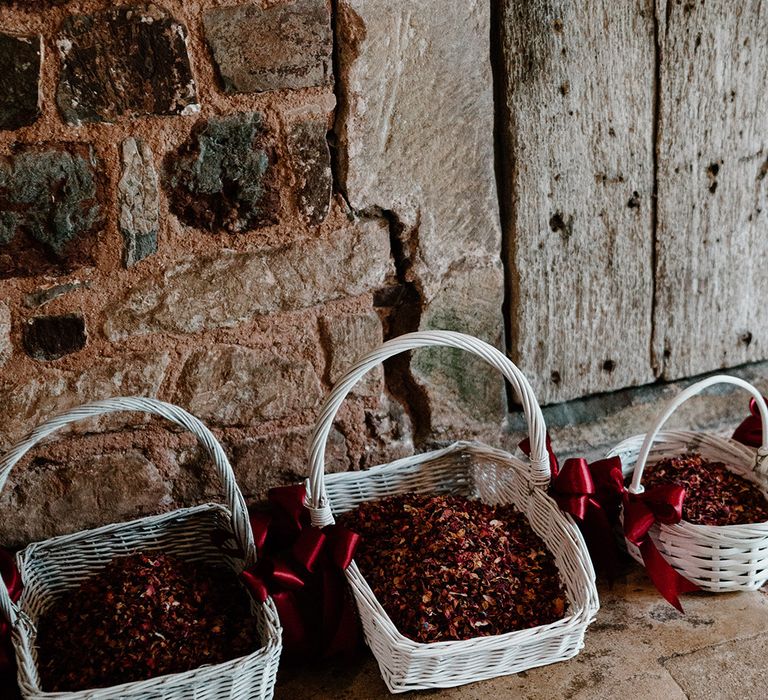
[
  {"left": 36, "top": 553, "right": 260, "bottom": 692},
  {"left": 639, "top": 452, "right": 768, "bottom": 526},
  {"left": 338, "top": 493, "right": 567, "bottom": 643}
]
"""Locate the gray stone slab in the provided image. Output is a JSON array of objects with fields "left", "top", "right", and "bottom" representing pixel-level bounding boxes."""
[{"left": 203, "top": 0, "right": 332, "bottom": 94}]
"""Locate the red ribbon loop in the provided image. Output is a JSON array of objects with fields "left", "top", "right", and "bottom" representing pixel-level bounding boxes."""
[
  {"left": 552, "top": 458, "right": 596, "bottom": 521},
  {"left": 733, "top": 396, "right": 766, "bottom": 448},
  {"left": 236, "top": 485, "right": 361, "bottom": 659},
  {"left": 519, "top": 438, "right": 625, "bottom": 575},
  {"left": 623, "top": 486, "right": 699, "bottom": 611},
  {"left": 520, "top": 435, "right": 697, "bottom": 609}
]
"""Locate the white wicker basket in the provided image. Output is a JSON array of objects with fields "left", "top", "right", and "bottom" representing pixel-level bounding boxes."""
[
  {"left": 0, "top": 397, "right": 282, "bottom": 699},
  {"left": 305, "top": 331, "right": 599, "bottom": 693},
  {"left": 607, "top": 375, "right": 768, "bottom": 592}
]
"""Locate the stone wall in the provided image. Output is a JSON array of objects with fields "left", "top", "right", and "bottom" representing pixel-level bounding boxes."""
[{"left": 0, "top": 0, "right": 504, "bottom": 545}]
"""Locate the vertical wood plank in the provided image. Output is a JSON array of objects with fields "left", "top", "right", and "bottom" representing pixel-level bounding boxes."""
[
  {"left": 655, "top": 0, "right": 768, "bottom": 379},
  {"left": 501, "top": 0, "right": 656, "bottom": 404}
]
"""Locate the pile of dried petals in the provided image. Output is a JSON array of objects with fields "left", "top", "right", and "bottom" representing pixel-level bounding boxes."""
[
  {"left": 37, "top": 552, "right": 259, "bottom": 692},
  {"left": 338, "top": 493, "right": 566, "bottom": 643},
  {"left": 642, "top": 453, "right": 768, "bottom": 526}
]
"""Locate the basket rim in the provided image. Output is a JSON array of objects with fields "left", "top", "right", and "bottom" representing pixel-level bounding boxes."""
[
  {"left": 10, "top": 503, "right": 283, "bottom": 698},
  {"left": 609, "top": 429, "right": 768, "bottom": 534},
  {"left": 346, "top": 563, "right": 594, "bottom": 655},
  {"left": 18, "top": 502, "right": 228, "bottom": 559},
  {"left": 325, "top": 442, "right": 599, "bottom": 653},
  {"left": 322, "top": 440, "right": 525, "bottom": 494}
]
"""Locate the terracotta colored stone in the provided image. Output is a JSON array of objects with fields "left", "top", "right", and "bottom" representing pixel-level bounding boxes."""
[
  {"left": 164, "top": 112, "right": 278, "bottom": 232},
  {"left": 230, "top": 426, "right": 348, "bottom": 500},
  {"left": 23, "top": 313, "right": 87, "bottom": 361},
  {"left": 0, "top": 33, "right": 41, "bottom": 130},
  {"left": 203, "top": 0, "right": 333, "bottom": 94},
  {"left": 0, "top": 450, "right": 171, "bottom": 545},
  {"left": 56, "top": 4, "right": 198, "bottom": 124},
  {"left": 0, "top": 144, "right": 101, "bottom": 278},
  {"left": 320, "top": 308, "right": 383, "bottom": 396},
  {"left": 118, "top": 138, "right": 159, "bottom": 267},
  {"left": 288, "top": 116, "right": 332, "bottom": 225},
  {"left": 103, "top": 219, "right": 392, "bottom": 339},
  {"left": 174, "top": 344, "right": 323, "bottom": 426},
  {"left": 0, "top": 351, "right": 171, "bottom": 450}
]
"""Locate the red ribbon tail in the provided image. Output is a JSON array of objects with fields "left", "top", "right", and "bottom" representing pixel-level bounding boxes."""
[
  {"left": 321, "top": 566, "right": 361, "bottom": 658},
  {"left": 581, "top": 501, "right": 622, "bottom": 580},
  {"left": 639, "top": 539, "right": 698, "bottom": 612},
  {"left": 272, "top": 590, "right": 310, "bottom": 655}
]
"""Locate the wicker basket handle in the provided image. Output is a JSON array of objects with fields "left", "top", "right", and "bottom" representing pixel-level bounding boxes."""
[
  {"left": 0, "top": 397, "right": 256, "bottom": 627},
  {"left": 628, "top": 375, "right": 768, "bottom": 494},
  {"left": 306, "top": 330, "right": 548, "bottom": 527}
]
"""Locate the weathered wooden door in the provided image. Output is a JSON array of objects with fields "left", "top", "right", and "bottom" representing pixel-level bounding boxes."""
[{"left": 500, "top": 0, "right": 768, "bottom": 404}]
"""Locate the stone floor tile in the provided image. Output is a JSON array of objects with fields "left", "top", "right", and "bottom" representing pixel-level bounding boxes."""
[{"left": 662, "top": 634, "right": 767, "bottom": 700}]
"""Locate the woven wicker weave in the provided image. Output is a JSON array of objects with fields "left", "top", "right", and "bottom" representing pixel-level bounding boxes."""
[
  {"left": 608, "top": 375, "right": 768, "bottom": 592},
  {"left": 0, "top": 397, "right": 282, "bottom": 699},
  {"left": 305, "top": 331, "right": 599, "bottom": 693}
]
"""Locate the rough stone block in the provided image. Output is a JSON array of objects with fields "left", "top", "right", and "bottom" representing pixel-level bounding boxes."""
[
  {"left": 23, "top": 313, "right": 87, "bottom": 361},
  {"left": 0, "top": 144, "right": 101, "bottom": 278},
  {"left": 118, "top": 138, "right": 159, "bottom": 267},
  {"left": 203, "top": 0, "right": 333, "bottom": 94},
  {"left": 0, "top": 351, "right": 170, "bottom": 449},
  {"left": 174, "top": 344, "right": 323, "bottom": 426},
  {"left": 0, "top": 301, "right": 10, "bottom": 369},
  {"left": 0, "top": 32, "right": 41, "bottom": 130},
  {"left": 23, "top": 280, "right": 91, "bottom": 309},
  {"left": 232, "top": 426, "right": 348, "bottom": 500},
  {"left": 320, "top": 308, "right": 384, "bottom": 396},
  {"left": 413, "top": 261, "right": 506, "bottom": 434},
  {"left": 336, "top": 0, "right": 502, "bottom": 300},
  {"left": 57, "top": 4, "right": 198, "bottom": 124},
  {"left": 0, "top": 450, "right": 171, "bottom": 545},
  {"left": 288, "top": 116, "right": 332, "bottom": 225},
  {"left": 164, "top": 112, "right": 278, "bottom": 232},
  {"left": 104, "top": 218, "right": 393, "bottom": 339}
]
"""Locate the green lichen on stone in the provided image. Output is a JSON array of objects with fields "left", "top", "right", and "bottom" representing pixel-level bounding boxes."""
[
  {"left": 165, "top": 111, "right": 278, "bottom": 232},
  {"left": 0, "top": 148, "right": 99, "bottom": 256},
  {"left": 414, "top": 306, "right": 505, "bottom": 423}
]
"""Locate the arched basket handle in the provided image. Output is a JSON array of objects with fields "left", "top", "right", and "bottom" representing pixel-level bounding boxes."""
[
  {"left": 305, "top": 330, "right": 549, "bottom": 527},
  {"left": 628, "top": 375, "right": 768, "bottom": 494},
  {"left": 0, "top": 397, "right": 256, "bottom": 627}
]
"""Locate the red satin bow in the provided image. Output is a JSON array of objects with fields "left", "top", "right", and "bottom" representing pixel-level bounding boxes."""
[
  {"left": 519, "top": 438, "right": 624, "bottom": 575},
  {"left": 732, "top": 396, "right": 766, "bottom": 448},
  {"left": 0, "top": 547, "right": 21, "bottom": 686},
  {"left": 232, "top": 485, "right": 361, "bottom": 659},
  {"left": 623, "top": 485, "right": 699, "bottom": 611}
]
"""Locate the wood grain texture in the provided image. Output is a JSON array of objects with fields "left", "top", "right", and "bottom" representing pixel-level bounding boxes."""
[
  {"left": 654, "top": 0, "right": 768, "bottom": 380},
  {"left": 501, "top": 0, "right": 656, "bottom": 404}
]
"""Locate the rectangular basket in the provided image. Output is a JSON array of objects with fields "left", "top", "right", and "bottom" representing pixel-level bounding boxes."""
[
  {"left": 608, "top": 375, "right": 768, "bottom": 592},
  {"left": 304, "top": 331, "right": 599, "bottom": 693},
  {"left": 0, "top": 397, "right": 282, "bottom": 700}
]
